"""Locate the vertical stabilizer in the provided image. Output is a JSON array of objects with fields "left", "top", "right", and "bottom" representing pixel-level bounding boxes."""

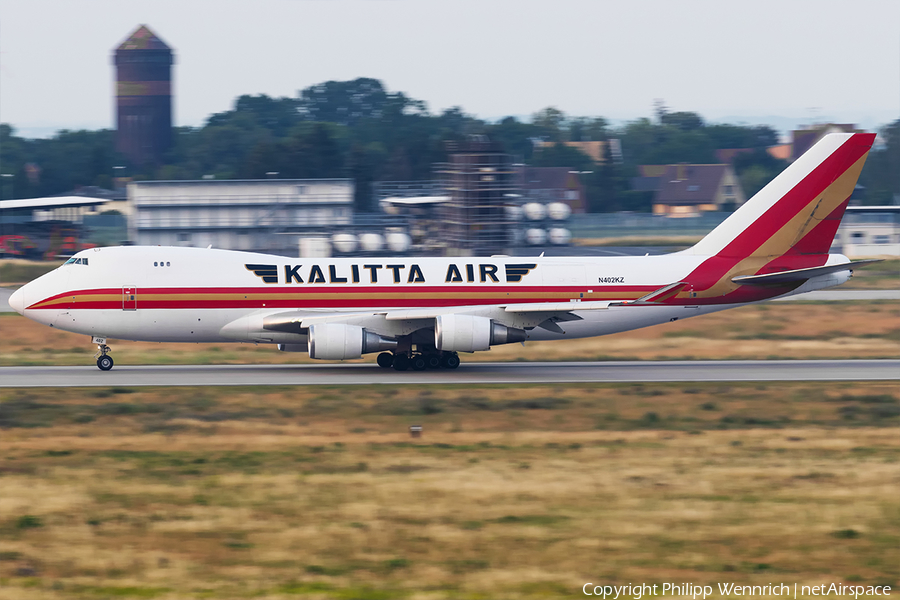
[
  {"left": 668, "top": 132, "right": 875, "bottom": 303},
  {"left": 687, "top": 132, "right": 875, "bottom": 259}
]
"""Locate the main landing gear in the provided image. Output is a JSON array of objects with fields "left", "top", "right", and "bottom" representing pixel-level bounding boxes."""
[
  {"left": 93, "top": 337, "right": 114, "bottom": 371},
  {"left": 377, "top": 351, "right": 460, "bottom": 372}
]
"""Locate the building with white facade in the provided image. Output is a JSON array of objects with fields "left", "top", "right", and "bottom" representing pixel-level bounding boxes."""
[
  {"left": 128, "top": 179, "right": 354, "bottom": 254},
  {"left": 832, "top": 207, "right": 900, "bottom": 258}
]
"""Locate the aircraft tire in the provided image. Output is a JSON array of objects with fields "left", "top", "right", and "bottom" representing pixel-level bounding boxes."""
[
  {"left": 425, "top": 354, "right": 442, "bottom": 369},
  {"left": 392, "top": 353, "right": 409, "bottom": 371},
  {"left": 97, "top": 355, "right": 114, "bottom": 371},
  {"left": 443, "top": 353, "right": 461, "bottom": 369},
  {"left": 377, "top": 352, "right": 394, "bottom": 368},
  {"left": 411, "top": 355, "right": 428, "bottom": 371}
]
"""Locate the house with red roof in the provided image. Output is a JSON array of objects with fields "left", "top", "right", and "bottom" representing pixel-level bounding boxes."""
[{"left": 634, "top": 164, "right": 746, "bottom": 217}]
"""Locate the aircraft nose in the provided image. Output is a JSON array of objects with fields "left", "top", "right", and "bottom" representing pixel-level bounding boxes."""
[{"left": 9, "top": 287, "right": 25, "bottom": 315}]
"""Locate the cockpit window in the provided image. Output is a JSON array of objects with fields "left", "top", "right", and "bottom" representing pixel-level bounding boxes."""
[{"left": 64, "top": 257, "right": 89, "bottom": 266}]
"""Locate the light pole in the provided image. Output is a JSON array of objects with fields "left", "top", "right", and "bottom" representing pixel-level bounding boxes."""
[
  {"left": 0, "top": 173, "right": 12, "bottom": 254},
  {"left": 113, "top": 166, "right": 126, "bottom": 190},
  {"left": 0, "top": 173, "right": 13, "bottom": 199}
]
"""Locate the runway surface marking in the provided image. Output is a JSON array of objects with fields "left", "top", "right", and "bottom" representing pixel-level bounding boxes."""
[{"left": 1, "top": 360, "right": 897, "bottom": 387}]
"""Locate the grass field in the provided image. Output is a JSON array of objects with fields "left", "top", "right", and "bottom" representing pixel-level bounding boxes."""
[
  {"left": 2, "top": 259, "right": 897, "bottom": 598},
  {"left": 839, "top": 259, "right": 900, "bottom": 289},
  {"left": 1, "top": 382, "right": 899, "bottom": 599},
  {"left": 0, "top": 260, "right": 63, "bottom": 286}
]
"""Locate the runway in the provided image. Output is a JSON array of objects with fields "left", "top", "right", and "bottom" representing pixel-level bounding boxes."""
[
  {"left": 0, "top": 287, "right": 13, "bottom": 311},
  {"left": 1, "top": 360, "right": 897, "bottom": 387}
]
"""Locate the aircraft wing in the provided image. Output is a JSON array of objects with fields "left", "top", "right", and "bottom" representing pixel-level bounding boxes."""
[
  {"left": 502, "top": 300, "right": 612, "bottom": 312},
  {"left": 382, "top": 301, "right": 612, "bottom": 320},
  {"left": 261, "top": 301, "right": 612, "bottom": 329},
  {"left": 233, "top": 300, "right": 615, "bottom": 340}
]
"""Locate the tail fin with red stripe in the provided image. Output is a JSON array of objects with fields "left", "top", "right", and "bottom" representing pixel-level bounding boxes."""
[
  {"left": 672, "top": 132, "right": 875, "bottom": 302},
  {"left": 687, "top": 132, "right": 875, "bottom": 261}
]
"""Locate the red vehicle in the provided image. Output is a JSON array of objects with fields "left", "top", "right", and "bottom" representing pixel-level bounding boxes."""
[
  {"left": 0, "top": 235, "right": 39, "bottom": 259},
  {"left": 49, "top": 236, "right": 96, "bottom": 260}
]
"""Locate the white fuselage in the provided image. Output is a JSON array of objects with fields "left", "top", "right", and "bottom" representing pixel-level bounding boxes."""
[{"left": 12, "top": 245, "right": 849, "bottom": 348}]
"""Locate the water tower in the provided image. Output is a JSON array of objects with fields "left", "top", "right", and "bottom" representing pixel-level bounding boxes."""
[{"left": 113, "top": 25, "right": 174, "bottom": 167}]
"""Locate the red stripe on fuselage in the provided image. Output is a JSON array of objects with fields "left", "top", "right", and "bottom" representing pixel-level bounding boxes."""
[{"left": 27, "top": 284, "right": 661, "bottom": 311}]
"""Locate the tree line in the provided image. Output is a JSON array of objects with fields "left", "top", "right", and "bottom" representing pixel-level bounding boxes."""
[{"left": 1, "top": 78, "right": 897, "bottom": 211}]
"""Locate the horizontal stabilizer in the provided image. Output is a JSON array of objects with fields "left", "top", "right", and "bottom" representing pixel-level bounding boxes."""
[{"left": 732, "top": 260, "right": 881, "bottom": 286}]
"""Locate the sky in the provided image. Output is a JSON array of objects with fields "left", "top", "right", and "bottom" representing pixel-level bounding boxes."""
[{"left": 0, "top": 0, "right": 898, "bottom": 138}]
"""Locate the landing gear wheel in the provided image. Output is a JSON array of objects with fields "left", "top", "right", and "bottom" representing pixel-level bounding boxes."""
[
  {"left": 412, "top": 355, "right": 428, "bottom": 371},
  {"left": 442, "top": 353, "right": 461, "bottom": 369},
  {"left": 425, "top": 354, "right": 442, "bottom": 369},
  {"left": 97, "top": 355, "right": 114, "bottom": 371},
  {"left": 377, "top": 352, "right": 394, "bottom": 369},
  {"left": 392, "top": 353, "right": 410, "bottom": 371}
]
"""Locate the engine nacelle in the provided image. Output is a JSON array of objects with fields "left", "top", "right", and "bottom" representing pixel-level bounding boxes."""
[
  {"left": 308, "top": 323, "right": 397, "bottom": 360},
  {"left": 435, "top": 314, "right": 527, "bottom": 352}
]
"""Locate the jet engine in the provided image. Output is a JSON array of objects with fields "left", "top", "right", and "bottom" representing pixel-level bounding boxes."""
[
  {"left": 308, "top": 323, "right": 397, "bottom": 360},
  {"left": 434, "top": 314, "right": 527, "bottom": 352}
]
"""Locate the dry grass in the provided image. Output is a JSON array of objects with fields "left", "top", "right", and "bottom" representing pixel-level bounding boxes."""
[
  {"left": 2, "top": 301, "right": 897, "bottom": 367},
  {"left": 1, "top": 383, "right": 899, "bottom": 598},
  {"left": 840, "top": 259, "right": 900, "bottom": 290},
  {"left": 0, "top": 259, "right": 62, "bottom": 286}
]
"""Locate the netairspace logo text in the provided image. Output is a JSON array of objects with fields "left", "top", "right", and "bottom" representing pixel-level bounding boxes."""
[{"left": 582, "top": 583, "right": 893, "bottom": 599}]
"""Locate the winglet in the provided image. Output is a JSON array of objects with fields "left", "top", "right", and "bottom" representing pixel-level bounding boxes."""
[{"left": 629, "top": 281, "right": 689, "bottom": 304}]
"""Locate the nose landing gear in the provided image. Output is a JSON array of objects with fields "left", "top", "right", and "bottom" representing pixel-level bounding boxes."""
[
  {"left": 93, "top": 336, "right": 114, "bottom": 371},
  {"left": 97, "top": 354, "right": 114, "bottom": 371}
]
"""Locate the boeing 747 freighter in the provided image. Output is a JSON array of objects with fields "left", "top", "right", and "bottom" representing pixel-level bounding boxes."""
[{"left": 9, "top": 133, "right": 877, "bottom": 371}]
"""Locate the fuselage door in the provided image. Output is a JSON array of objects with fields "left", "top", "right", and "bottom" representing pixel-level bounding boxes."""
[{"left": 123, "top": 286, "right": 137, "bottom": 311}]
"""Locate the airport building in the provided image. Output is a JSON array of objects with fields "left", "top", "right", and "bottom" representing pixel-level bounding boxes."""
[
  {"left": 128, "top": 179, "right": 354, "bottom": 254},
  {"left": 832, "top": 207, "right": 900, "bottom": 258},
  {"left": 0, "top": 190, "right": 129, "bottom": 259}
]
